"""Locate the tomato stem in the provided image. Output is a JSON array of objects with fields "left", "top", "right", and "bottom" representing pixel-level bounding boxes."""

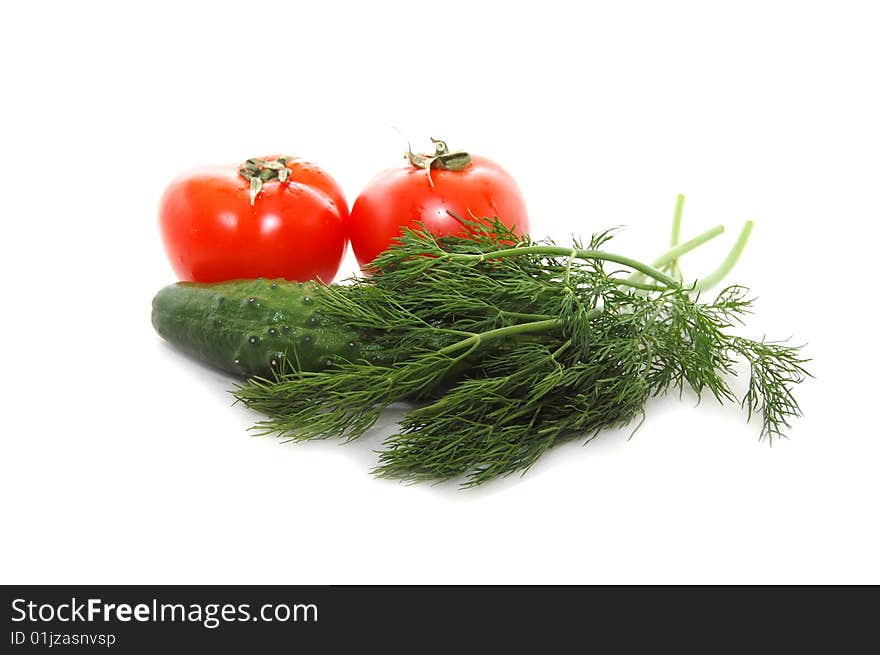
[
  {"left": 238, "top": 156, "right": 293, "bottom": 206},
  {"left": 405, "top": 138, "right": 472, "bottom": 188}
]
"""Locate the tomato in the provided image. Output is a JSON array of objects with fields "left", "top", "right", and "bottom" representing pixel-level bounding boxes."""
[
  {"left": 159, "top": 155, "right": 348, "bottom": 283},
  {"left": 348, "top": 139, "right": 529, "bottom": 266}
]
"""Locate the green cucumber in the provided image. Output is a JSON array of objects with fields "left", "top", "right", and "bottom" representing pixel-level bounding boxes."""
[{"left": 151, "top": 278, "right": 389, "bottom": 378}]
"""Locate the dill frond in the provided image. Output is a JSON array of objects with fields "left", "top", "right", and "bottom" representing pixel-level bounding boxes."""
[{"left": 233, "top": 212, "right": 810, "bottom": 486}]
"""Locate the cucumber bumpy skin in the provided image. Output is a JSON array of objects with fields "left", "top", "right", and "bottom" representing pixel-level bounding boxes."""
[{"left": 152, "top": 278, "right": 389, "bottom": 378}]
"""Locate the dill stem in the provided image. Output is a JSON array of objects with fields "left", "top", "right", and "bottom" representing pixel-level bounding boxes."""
[
  {"left": 618, "top": 278, "right": 667, "bottom": 291},
  {"left": 438, "top": 318, "right": 562, "bottom": 357},
  {"left": 691, "top": 221, "right": 754, "bottom": 292},
  {"left": 447, "top": 247, "right": 680, "bottom": 287},
  {"left": 499, "top": 310, "right": 555, "bottom": 321},
  {"left": 669, "top": 194, "right": 686, "bottom": 282},
  {"left": 626, "top": 224, "right": 725, "bottom": 286},
  {"left": 438, "top": 309, "right": 603, "bottom": 359},
  {"left": 627, "top": 221, "right": 752, "bottom": 292},
  {"left": 651, "top": 224, "right": 725, "bottom": 268},
  {"left": 670, "top": 194, "right": 685, "bottom": 250}
]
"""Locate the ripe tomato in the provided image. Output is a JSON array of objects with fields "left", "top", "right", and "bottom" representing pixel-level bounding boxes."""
[
  {"left": 348, "top": 139, "right": 529, "bottom": 266},
  {"left": 159, "top": 155, "right": 348, "bottom": 283}
]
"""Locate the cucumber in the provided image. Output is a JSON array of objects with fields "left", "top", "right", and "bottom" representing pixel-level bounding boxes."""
[{"left": 152, "top": 278, "right": 388, "bottom": 378}]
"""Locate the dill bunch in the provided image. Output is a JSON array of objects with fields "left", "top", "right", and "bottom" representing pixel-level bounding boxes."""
[{"left": 235, "top": 205, "right": 810, "bottom": 486}]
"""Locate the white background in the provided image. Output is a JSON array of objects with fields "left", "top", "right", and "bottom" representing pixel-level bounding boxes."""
[{"left": 1, "top": 0, "right": 878, "bottom": 584}]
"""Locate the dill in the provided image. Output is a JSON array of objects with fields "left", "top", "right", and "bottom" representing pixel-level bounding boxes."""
[{"left": 234, "top": 203, "right": 810, "bottom": 486}]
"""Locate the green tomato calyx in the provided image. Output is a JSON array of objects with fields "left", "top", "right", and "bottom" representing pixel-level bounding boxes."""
[
  {"left": 405, "top": 138, "right": 472, "bottom": 187},
  {"left": 239, "top": 156, "right": 295, "bottom": 206}
]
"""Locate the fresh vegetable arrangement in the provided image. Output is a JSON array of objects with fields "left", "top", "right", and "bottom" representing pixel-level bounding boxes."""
[{"left": 153, "top": 167, "right": 809, "bottom": 485}]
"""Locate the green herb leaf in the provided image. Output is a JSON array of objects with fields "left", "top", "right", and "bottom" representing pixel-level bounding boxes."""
[{"left": 234, "top": 211, "right": 809, "bottom": 486}]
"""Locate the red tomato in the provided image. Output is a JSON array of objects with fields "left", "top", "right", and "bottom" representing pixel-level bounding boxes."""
[
  {"left": 348, "top": 140, "right": 529, "bottom": 266},
  {"left": 159, "top": 155, "right": 348, "bottom": 283}
]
